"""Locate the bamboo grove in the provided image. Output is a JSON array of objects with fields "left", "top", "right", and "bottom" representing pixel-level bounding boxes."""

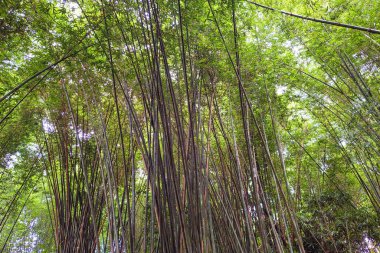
[{"left": 0, "top": 0, "right": 379, "bottom": 252}]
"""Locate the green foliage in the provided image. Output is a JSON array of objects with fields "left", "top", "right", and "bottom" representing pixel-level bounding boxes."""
[{"left": 0, "top": 0, "right": 379, "bottom": 252}]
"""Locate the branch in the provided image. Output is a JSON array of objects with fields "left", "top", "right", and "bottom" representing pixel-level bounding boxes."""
[{"left": 247, "top": 1, "right": 380, "bottom": 35}]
